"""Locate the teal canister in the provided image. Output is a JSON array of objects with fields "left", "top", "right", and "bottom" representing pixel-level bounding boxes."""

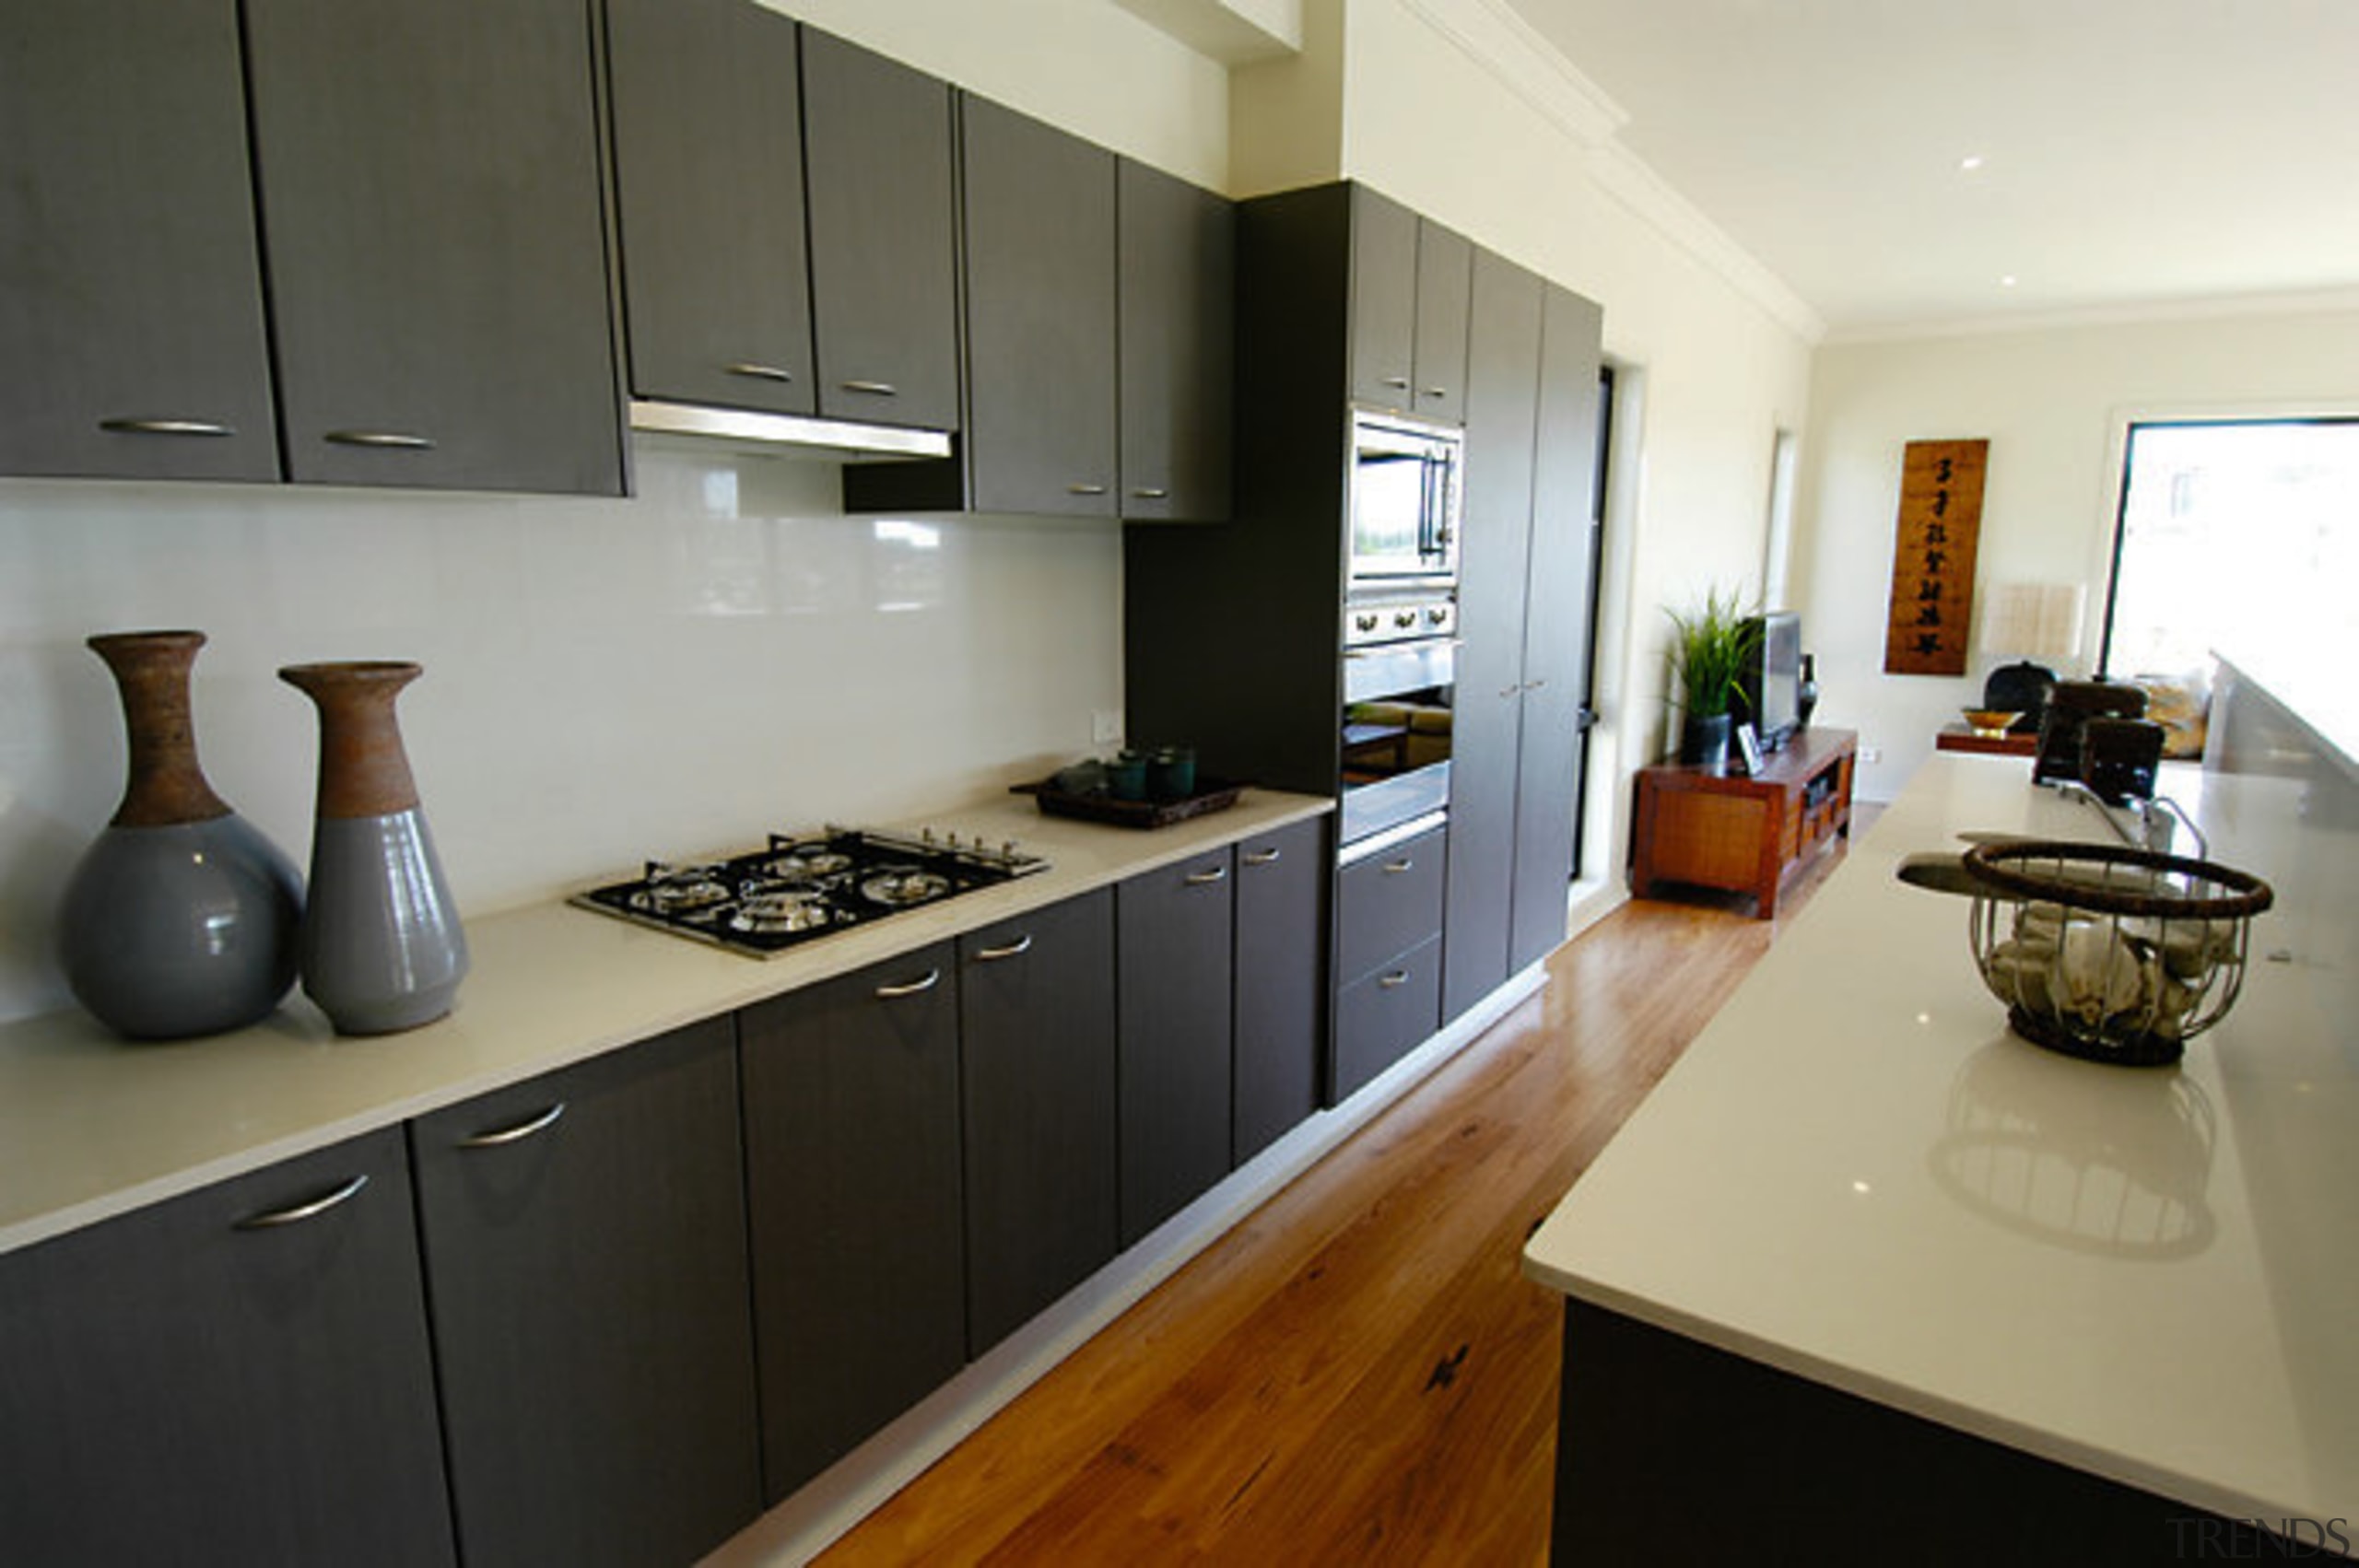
[
  {"left": 57, "top": 630, "right": 303, "bottom": 1039},
  {"left": 279, "top": 661, "right": 468, "bottom": 1036}
]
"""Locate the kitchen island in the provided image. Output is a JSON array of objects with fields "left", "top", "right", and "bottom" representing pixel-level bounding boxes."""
[{"left": 1525, "top": 667, "right": 2355, "bottom": 1562}]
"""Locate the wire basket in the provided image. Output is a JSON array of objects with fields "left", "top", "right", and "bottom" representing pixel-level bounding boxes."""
[{"left": 1960, "top": 839, "right": 2273, "bottom": 1067}]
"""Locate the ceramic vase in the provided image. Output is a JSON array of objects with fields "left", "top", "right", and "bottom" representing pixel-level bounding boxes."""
[
  {"left": 58, "top": 630, "right": 303, "bottom": 1039},
  {"left": 279, "top": 661, "right": 468, "bottom": 1036},
  {"left": 1797, "top": 653, "right": 1821, "bottom": 730}
]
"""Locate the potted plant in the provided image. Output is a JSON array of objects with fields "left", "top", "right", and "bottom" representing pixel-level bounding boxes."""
[{"left": 1667, "top": 587, "right": 1760, "bottom": 767}]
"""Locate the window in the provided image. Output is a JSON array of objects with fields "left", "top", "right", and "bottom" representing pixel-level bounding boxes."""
[{"left": 2101, "top": 417, "right": 2359, "bottom": 680}]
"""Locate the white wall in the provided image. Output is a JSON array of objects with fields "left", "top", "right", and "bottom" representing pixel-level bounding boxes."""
[{"left": 1795, "top": 304, "right": 2359, "bottom": 801}]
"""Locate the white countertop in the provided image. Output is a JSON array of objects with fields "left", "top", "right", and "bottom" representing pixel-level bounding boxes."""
[
  {"left": 0, "top": 789, "right": 1331, "bottom": 1258},
  {"left": 1524, "top": 752, "right": 2356, "bottom": 1525}
]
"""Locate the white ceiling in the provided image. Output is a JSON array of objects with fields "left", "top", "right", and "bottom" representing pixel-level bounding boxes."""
[{"left": 1499, "top": 0, "right": 2359, "bottom": 338}]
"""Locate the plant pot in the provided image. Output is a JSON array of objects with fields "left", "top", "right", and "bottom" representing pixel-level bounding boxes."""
[
  {"left": 59, "top": 631, "right": 303, "bottom": 1039},
  {"left": 280, "top": 661, "right": 468, "bottom": 1036},
  {"left": 1680, "top": 711, "right": 1732, "bottom": 768}
]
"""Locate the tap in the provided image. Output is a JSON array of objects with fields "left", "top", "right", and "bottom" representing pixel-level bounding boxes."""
[{"left": 2054, "top": 779, "right": 2205, "bottom": 858}]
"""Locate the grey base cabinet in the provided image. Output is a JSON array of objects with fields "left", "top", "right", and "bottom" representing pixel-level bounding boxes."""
[
  {"left": 741, "top": 943, "right": 968, "bottom": 1501},
  {"left": 1118, "top": 848, "right": 1237, "bottom": 1246},
  {"left": 407, "top": 1016, "right": 760, "bottom": 1568},
  {"left": 1332, "top": 822, "right": 1447, "bottom": 1102},
  {"left": 1232, "top": 815, "right": 1330, "bottom": 1163},
  {"left": 0, "top": 1129, "right": 454, "bottom": 1567}
]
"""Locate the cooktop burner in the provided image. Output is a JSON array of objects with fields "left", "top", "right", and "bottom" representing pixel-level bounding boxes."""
[{"left": 571, "top": 825, "right": 1048, "bottom": 956}]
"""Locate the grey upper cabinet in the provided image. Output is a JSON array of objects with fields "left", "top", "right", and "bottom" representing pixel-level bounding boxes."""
[
  {"left": 963, "top": 94, "right": 1121, "bottom": 516},
  {"left": 0, "top": 1129, "right": 455, "bottom": 1567},
  {"left": 606, "top": 0, "right": 814, "bottom": 417},
  {"left": 0, "top": 0, "right": 278, "bottom": 482},
  {"left": 1232, "top": 815, "right": 1329, "bottom": 1164},
  {"left": 1118, "top": 158, "right": 1234, "bottom": 522},
  {"left": 1348, "top": 184, "right": 1471, "bottom": 425},
  {"left": 242, "top": 0, "right": 625, "bottom": 495},
  {"left": 740, "top": 944, "right": 968, "bottom": 1503},
  {"left": 1118, "top": 848, "right": 1237, "bottom": 1246},
  {"left": 959, "top": 891, "right": 1120, "bottom": 1355},
  {"left": 1411, "top": 221, "right": 1473, "bottom": 424},
  {"left": 407, "top": 1017, "right": 761, "bottom": 1568},
  {"left": 802, "top": 28, "right": 961, "bottom": 430}
]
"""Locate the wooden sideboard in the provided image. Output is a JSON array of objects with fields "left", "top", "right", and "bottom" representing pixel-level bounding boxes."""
[{"left": 1630, "top": 728, "right": 1856, "bottom": 919}]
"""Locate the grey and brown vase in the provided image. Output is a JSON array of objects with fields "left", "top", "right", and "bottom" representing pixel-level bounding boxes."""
[
  {"left": 279, "top": 661, "right": 468, "bottom": 1035},
  {"left": 58, "top": 630, "right": 303, "bottom": 1039}
]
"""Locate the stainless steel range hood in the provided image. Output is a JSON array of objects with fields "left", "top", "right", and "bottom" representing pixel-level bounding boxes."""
[{"left": 628, "top": 399, "right": 954, "bottom": 461}]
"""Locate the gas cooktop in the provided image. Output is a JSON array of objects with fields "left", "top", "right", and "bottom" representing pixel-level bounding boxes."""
[{"left": 570, "top": 825, "right": 1048, "bottom": 957}]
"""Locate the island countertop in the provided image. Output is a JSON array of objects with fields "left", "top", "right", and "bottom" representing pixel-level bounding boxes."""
[
  {"left": 0, "top": 788, "right": 1332, "bottom": 1258},
  {"left": 1523, "top": 745, "right": 2354, "bottom": 1527}
]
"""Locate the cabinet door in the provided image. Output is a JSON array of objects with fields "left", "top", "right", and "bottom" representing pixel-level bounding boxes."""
[
  {"left": 1232, "top": 816, "right": 1329, "bottom": 1164},
  {"left": 1333, "top": 934, "right": 1442, "bottom": 1103},
  {"left": 1442, "top": 248, "right": 1544, "bottom": 1023},
  {"left": 1508, "top": 284, "right": 1607, "bottom": 970},
  {"left": 960, "top": 890, "right": 1119, "bottom": 1355},
  {"left": 1118, "top": 158, "right": 1234, "bottom": 522},
  {"left": 0, "top": 0, "right": 278, "bottom": 482},
  {"left": 408, "top": 1018, "right": 760, "bottom": 1568},
  {"left": 741, "top": 944, "right": 967, "bottom": 1501},
  {"left": 0, "top": 1129, "right": 454, "bottom": 1567},
  {"left": 1336, "top": 821, "right": 1449, "bottom": 984},
  {"left": 1117, "top": 848, "right": 1236, "bottom": 1246},
  {"left": 1410, "top": 219, "right": 1473, "bottom": 425},
  {"left": 802, "top": 28, "right": 961, "bottom": 429},
  {"left": 243, "top": 0, "right": 624, "bottom": 495},
  {"left": 607, "top": 0, "right": 814, "bottom": 416},
  {"left": 961, "top": 94, "right": 1120, "bottom": 515},
  {"left": 1347, "top": 184, "right": 1419, "bottom": 412}
]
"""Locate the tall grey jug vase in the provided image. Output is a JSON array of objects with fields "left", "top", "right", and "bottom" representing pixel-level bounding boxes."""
[
  {"left": 279, "top": 661, "right": 468, "bottom": 1035},
  {"left": 58, "top": 630, "right": 303, "bottom": 1039}
]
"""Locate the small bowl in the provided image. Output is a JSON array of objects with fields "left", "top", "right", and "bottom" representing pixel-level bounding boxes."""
[{"left": 1962, "top": 708, "right": 2022, "bottom": 738}]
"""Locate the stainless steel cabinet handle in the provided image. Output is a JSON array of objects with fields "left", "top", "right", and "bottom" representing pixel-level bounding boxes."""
[
  {"left": 725, "top": 361, "right": 795, "bottom": 382},
  {"left": 974, "top": 933, "right": 1034, "bottom": 962},
  {"left": 1069, "top": 483, "right": 1109, "bottom": 497},
  {"left": 1422, "top": 386, "right": 1449, "bottom": 400},
  {"left": 324, "top": 429, "right": 435, "bottom": 451},
  {"left": 1130, "top": 486, "right": 1169, "bottom": 500},
  {"left": 840, "top": 380, "right": 898, "bottom": 396},
  {"left": 457, "top": 1102, "right": 567, "bottom": 1149},
  {"left": 1526, "top": 677, "right": 1549, "bottom": 691},
  {"left": 100, "top": 417, "right": 234, "bottom": 438},
  {"left": 1378, "top": 970, "right": 1410, "bottom": 989},
  {"left": 1185, "top": 864, "right": 1227, "bottom": 886},
  {"left": 1499, "top": 685, "right": 1521, "bottom": 699},
  {"left": 235, "top": 1173, "right": 369, "bottom": 1230},
  {"left": 1380, "top": 374, "right": 1412, "bottom": 390},
  {"left": 1382, "top": 858, "right": 1414, "bottom": 874},
  {"left": 1243, "top": 848, "right": 1282, "bottom": 866},
  {"left": 874, "top": 968, "right": 942, "bottom": 1000}
]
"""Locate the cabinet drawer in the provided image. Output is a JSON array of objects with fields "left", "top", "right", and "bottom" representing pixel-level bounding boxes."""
[
  {"left": 1332, "top": 935, "right": 1441, "bottom": 1103},
  {"left": 1336, "top": 823, "right": 1447, "bottom": 981}
]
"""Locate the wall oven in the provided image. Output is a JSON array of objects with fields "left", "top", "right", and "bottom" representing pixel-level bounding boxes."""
[
  {"left": 1340, "top": 588, "right": 1455, "bottom": 845},
  {"left": 1347, "top": 412, "right": 1462, "bottom": 587}
]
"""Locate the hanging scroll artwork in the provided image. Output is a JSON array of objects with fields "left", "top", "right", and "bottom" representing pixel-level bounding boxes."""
[{"left": 1882, "top": 438, "right": 1987, "bottom": 676}]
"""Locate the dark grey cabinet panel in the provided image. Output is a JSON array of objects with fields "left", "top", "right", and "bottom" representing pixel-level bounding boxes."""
[
  {"left": 1336, "top": 822, "right": 1449, "bottom": 983},
  {"left": 1118, "top": 848, "right": 1236, "bottom": 1246},
  {"left": 607, "top": 0, "right": 813, "bottom": 416},
  {"left": 0, "top": 1129, "right": 454, "bottom": 1567},
  {"left": 1442, "top": 248, "right": 1545, "bottom": 1022},
  {"left": 962, "top": 94, "right": 1121, "bottom": 516},
  {"left": 1332, "top": 933, "right": 1442, "bottom": 1102},
  {"left": 1411, "top": 221, "right": 1474, "bottom": 424},
  {"left": 959, "top": 891, "right": 1120, "bottom": 1355},
  {"left": 1232, "top": 816, "right": 1329, "bottom": 1164},
  {"left": 0, "top": 0, "right": 278, "bottom": 482},
  {"left": 243, "top": 0, "right": 624, "bottom": 495},
  {"left": 1118, "top": 158, "right": 1234, "bottom": 522},
  {"left": 741, "top": 944, "right": 967, "bottom": 1501},
  {"left": 802, "top": 28, "right": 961, "bottom": 430},
  {"left": 1348, "top": 185, "right": 1420, "bottom": 411},
  {"left": 408, "top": 1017, "right": 759, "bottom": 1568}
]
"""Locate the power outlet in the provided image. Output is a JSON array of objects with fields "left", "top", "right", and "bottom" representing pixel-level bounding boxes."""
[
  {"left": 1091, "top": 709, "right": 1123, "bottom": 745},
  {"left": 1859, "top": 744, "right": 1883, "bottom": 764}
]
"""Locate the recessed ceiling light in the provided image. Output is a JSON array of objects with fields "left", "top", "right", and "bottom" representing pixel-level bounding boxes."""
[
  {"left": 2001, "top": 275, "right": 2019, "bottom": 288},
  {"left": 1959, "top": 155, "right": 1986, "bottom": 172}
]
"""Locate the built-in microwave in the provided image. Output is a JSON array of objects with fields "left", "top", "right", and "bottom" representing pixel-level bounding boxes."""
[{"left": 1346, "top": 411, "right": 1461, "bottom": 586}]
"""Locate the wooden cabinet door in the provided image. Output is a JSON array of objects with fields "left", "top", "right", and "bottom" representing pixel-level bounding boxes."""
[
  {"left": 1347, "top": 184, "right": 1419, "bottom": 411},
  {"left": 1232, "top": 815, "right": 1328, "bottom": 1164},
  {"left": 607, "top": 0, "right": 814, "bottom": 416},
  {"left": 1442, "top": 247, "right": 1544, "bottom": 1023},
  {"left": 1410, "top": 219, "right": 1473, "bottom": 425},
  {"left": 243, "top": 0, "right": 624, "bottom": 495},
  {"left": 959, "top": 890, "right": 1119, "bottom": 1354},
  {"left": 0, "top": 1129, "right": 455, "bottom": 1567},
  {"left": 960, "top": 94, "right": 1119, "bottom": 516},
  {"left": 0, "top": 0, "right": 278, "bottom": 482},
  {"left": 1118, "top": 158, "right": 1234, "bottom": 521},
  {"left": 740, "top": 944, "right": 967, "bottom": 1501},
  {"left": 802, "top": 28, "right": 961, "bottom": 429},
  {"left": 407, "top": 1018, "right": 760, "bottom": 1568},
  {"left": 1508, "top": 284, "right": 1606, "bottom": 970},
  {"left": 1117, "top": 848, "right": 1236, "bottom": 1246}
]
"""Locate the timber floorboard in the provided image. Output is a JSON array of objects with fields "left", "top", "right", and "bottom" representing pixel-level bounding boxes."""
[{"left": 817, "top": 865, "right": 1831, "bottom": 1566}]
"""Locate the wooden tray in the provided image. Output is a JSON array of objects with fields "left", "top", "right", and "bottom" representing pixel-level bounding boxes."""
[{"left": 1012, "top": 774, "right": 1245, "bottom": 829}]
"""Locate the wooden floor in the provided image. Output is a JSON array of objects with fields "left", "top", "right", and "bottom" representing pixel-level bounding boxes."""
[{"left": 816, "top": 877, "right": 1822, "bottom": 1566}]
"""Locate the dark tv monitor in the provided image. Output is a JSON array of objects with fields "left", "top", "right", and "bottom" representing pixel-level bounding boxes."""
[{"left": 1736, "top": 611, "right": 1802, "bottom": 750}]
